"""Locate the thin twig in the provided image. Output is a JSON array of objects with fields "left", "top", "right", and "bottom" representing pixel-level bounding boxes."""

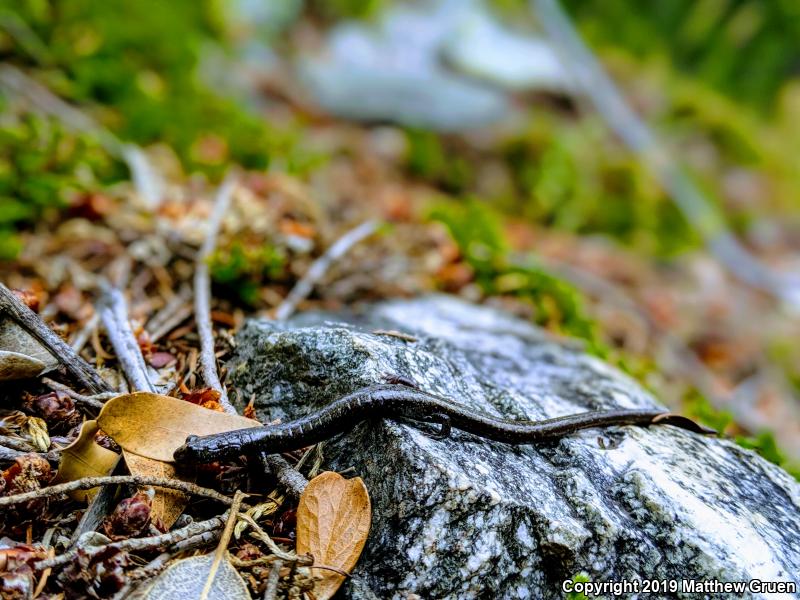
[
  {"left": 97, "top": 286, "right": 153, "bottom": 392},
  {"left": 0, "top": 283, "right": 111, "bottom": 394},
  {"left": 262, "top": 559, "right": 283, "bottom": 600},
  {"left": 260, "top": 454, "right": 308, "bottom": 497},
  {"left": 275, "top": 220, "right": 379, "bottom": 321},
  {"left": 42, "top": 377, "right": 111, "bottom": 411},
  {"left": 35, "top": 513, "right": 228, "bottom": 571},
  {"left": 195, "top": 176, "right": 238, "bottom": 414},
  {"left": 237, "top": 513, "right": 297, "bottom": 562},
  {"left": 0, "top": 446, "right": 60, "bottom": 463},
  {"left": 0, "top": 475, "right": 243, "bottom": 508},
  {"left": 0, "top": 434, "right": 37, "bottom": 453},
  {"left": 70, "top": 313, "right": 99, "bottom": 353},
  {"left": 200, "top": 490, "right": 246, "bottom": 600}
]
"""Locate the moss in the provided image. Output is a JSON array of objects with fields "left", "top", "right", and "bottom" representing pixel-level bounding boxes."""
[
  {"left": 208, "top": 241, "right": 287, "bottom": 306},
  {"left": 0, "top": 107, "right": 124, "bottom": 259},
  {"left": 2, "top": 0, "right": 321, "bottom": 178},
  {"left": 428, "top": 199, "right": 602, "bottom": 351}
]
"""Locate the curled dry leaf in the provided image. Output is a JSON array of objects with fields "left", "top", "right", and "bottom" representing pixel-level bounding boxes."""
[
  {"left": 96, "top": 392, "right": 259, "bottom": 462},
  {"left": 296, "top": 471, "right": 372, "bottom": 600},
  {"left": 52, "top": 420, "right": 120, "bottom": 502}
]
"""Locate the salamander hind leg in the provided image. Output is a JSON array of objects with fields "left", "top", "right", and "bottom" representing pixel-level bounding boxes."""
[{"left": 427, "top": 413, "right": 452, "bottom": 440}]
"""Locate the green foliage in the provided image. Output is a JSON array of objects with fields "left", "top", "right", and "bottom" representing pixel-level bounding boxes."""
[
  {"left": 1, "top": 0, "right": 319, "bottom": 178},
  {"left": 428, "top": 199, "right": 601, "bottom": 348},
  {"left": 684, "top": 391, "right": 799, "bottom": 481},
  {"left": 561, "top": 0, "right": 800, "bottom": 111},
  {"left": 503, "top": 115, "right": 699, "bottom": 257},
  {"left": 0, "top": 108, "right": 123, "bottom": 259},
  {"left": 736, "top": 431, "right": 800, "bottom": 481},
  {"left": 307, "top": 0, "right": 386, "bottom": 21},
  {"left": 208, "top": 241, "right": 286, "bottom": 306},
  {"left": 405, "top": 129, "right": 472, "bottom": 193},
  {"left": 564, "top": 572, "right": 590, "bottom": 600}
]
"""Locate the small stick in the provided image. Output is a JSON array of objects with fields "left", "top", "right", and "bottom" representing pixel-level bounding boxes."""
[
  {"left": 262, "top": 559, "right": 283, "bottom": 600},
  {"left": 237, "top": 513, "right": 296, "bottom": 562},
  {"left": 97, "top": 286, "right": 153, "bottom": 392},
  {"left": 199, "top": 490, "right": 246, "bottom": 600},
  {"left": 0, "top": 283, "right": 111, "bottom": 394},
  {"left": 260, "top": 455, "right": 307, "bottom": 497},
  {"left": 275, "top": 220, "right": 379, "bottom": 321},
  {"left": 195, "top": 176, "right": 238, "bottom": 414},
  {"left": 42, "top": 377, "right": 111, "bottom": 411},
  {"left": 70, "top": 313, "right": 99, "bottom": 353},
  {"left": 0, "top": 434, "right": 37, "bottom": 453},
  {"left": 0, "top": 446, "right": 59, "bottom": 463},
  {"left": 35, "top": 513, "right": 228, "bottom": 571},
  {"left": 0, "top": 475, "right": 243, "bottom": 508}
]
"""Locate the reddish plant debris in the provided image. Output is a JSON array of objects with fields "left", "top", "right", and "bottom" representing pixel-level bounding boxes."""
[
  {"left": 149, "top": 351, "right": 176, "bottom": 368},
  {"left": 24, "top": 391, "right": 82, "bottom": 433},
  {"left": 101, "top": 490, "right": 154, "bottom": 541},
  {"left": 181, "top": 388, "right": 222, "bottom": 411},
  {"left": 57, "top": 545, "right": 131, "bottom": 599},
  {"left": 0, "top": 543, "right": 48, "bottom": 600},
  {"left": 94, "top": 430, "right": 121, "bottom": 453},
  {"left": 0, "top": 455, "right": 52, "bottom": 535},
  {"left": 10, "top": 289, "right": 40, "bottom": 312}
]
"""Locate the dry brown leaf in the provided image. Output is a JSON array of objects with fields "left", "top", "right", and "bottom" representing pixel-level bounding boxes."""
[
  {"left": 0, "top": 351, "right": 47, "bottom": 381},
  {"left": 52, "top": 420, "right": 120, "bottom": 502},
  {"left": 296, "top": 471, "right": 372, "bottom": 600},
  {"left": 123, "top": 450, "right": 189, "bottom": 529},
  {"left": 97, "top": 392, "right": 259, "bottom": 462}
]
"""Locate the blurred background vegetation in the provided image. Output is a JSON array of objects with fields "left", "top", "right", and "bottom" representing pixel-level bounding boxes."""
[{"left": 1, "top": 0, "right": 799, "bottom": 475}]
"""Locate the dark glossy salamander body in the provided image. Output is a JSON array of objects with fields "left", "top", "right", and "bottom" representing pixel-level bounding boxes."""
[{"left": 173, "top": 384, "right": 714, "bottom": 463}]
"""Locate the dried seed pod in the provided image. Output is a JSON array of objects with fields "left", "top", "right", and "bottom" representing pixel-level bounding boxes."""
[
  {"left": 24, "top": 391, "right": 81, "bottom": 433},
  {"left": 101, "top": 489, "right": 154, "bottom": 541}
]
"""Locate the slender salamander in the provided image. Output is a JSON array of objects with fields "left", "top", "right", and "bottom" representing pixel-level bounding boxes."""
[{"left": 173, "top": 384, "right": 715, "bottom": 463}]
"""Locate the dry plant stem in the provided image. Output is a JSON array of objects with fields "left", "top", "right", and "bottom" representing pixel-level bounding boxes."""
[
  {"left": 0, "top": 283, "right": 111, "bottom": 394},
  {"left": 262, "top": 559, "right": 283, "bottom": 600},
  {"left": 260, "top": 454, "right": 307, "bottom": 497},
  {"left": 97, "top": 286, "right": 154, "bottom": 392},
  {"left": 0, "top": 446, "right": 59, "bottom": 462},
  {"left": 0, "top": 475, "right": 242, "bottom": 508},
  {"left": 42, "top": 377, "right": 110, "bottom": 410},
  {"left": 0, "top": 434, "right": 37, "bottom": 453},
  {"left": 275, "top": 220, "right": 379, "bottom": 321},
  {"left": 70, "top": 313, "right": 100, "bottom": 353},
  {"left": 36, "top": 513, "right": 229, "bottom": 571},
  {"left": 195, "top": 176, "right": 237, "bottom": 414},
  {"left": 200, "top": 490, "right": 246, "bottom": 600},
  {"left": 237, "top": 513, "right": 296, "bottom": 562}
]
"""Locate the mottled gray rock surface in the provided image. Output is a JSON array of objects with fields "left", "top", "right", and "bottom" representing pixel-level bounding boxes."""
[{"left": 228, "top": 296, "right": 800, "bottom": 600}]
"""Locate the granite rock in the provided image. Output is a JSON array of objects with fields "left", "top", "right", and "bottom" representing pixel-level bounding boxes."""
[{"left": 228, "top": 295, "right": 800, "bottom": 599}]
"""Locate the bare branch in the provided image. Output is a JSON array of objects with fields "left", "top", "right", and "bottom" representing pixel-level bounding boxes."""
[
  {"left": 275, "top": 220, "right": 379, "bottom": 321},
  {"left": 0, "top": 283, "right": 111, "bottom": 394},
  {"left": 35, "top": 513, "right": 228, "bottom": 571},
  {"left": 0, "top": 474, "right": 243, "bottom": 509},
  {"left": 194, "top": 176, "right": 238, "bottom": 414},
  {"left": 97, "top": 286, "right": 153, "bottom": 392}
]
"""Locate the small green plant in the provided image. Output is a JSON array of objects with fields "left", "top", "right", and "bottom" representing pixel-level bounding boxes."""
[
  {"left": 564, "top": 572, "right": 591, "bottom": 600},
  {"left": 0, "top": 108, "right": 123, "bottom": 259},
  {"left": 208, "top": 241, "right": 286, "bottom": 306},
  {"left": 428, "top": 199, "right": 602, "bottom": 350}
]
